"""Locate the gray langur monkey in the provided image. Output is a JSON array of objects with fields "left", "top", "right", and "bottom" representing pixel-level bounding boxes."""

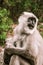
[{"left": 3, "top": 12, "right": 43, "bottom": 65}]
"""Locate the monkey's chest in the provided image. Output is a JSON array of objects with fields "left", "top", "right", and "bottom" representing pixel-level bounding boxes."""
[{"left": 25, "top": 41, "right": 39, "bottom": 59}]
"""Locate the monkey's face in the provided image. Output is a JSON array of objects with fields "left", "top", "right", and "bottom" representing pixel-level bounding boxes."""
[
  {"left": 18, "top": 12, "right": 38, "bottom": 34},
  {"left": 27, "top": 17, "right": 36, "bottom": 29}
]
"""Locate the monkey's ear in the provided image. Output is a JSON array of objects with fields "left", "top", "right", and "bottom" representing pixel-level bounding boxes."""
[{"left": 18, "top": 15, "right": 26, "bottom": 24}]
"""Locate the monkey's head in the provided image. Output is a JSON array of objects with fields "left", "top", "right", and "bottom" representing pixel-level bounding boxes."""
[{"left": 18, "top": 12, "right": 38, "bottom": 34}]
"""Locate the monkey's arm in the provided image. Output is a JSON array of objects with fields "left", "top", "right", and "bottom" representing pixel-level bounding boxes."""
[{"left": 5, "top": 45, "right": 26, "bottom": 55}]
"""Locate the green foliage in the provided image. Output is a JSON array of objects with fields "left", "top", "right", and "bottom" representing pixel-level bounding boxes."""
[
  {"left": 40, "top": 32, "right": 43, "bottom": 37},
  {"left": 0, "top": 8, "right": 9, "bottom": 17},
  {"left": 38, "top": 24, "right": 43, "bottom": 37},
  {"left": 0, "top": 8, "right": 13, "bottom": 45},
  {"left": 5, "top": 0, "right": 15, "bottom": 6},
  {"left": 38, "top": 25, "right": 43, "bottom": 28},
  {"left": 4, "top": 0, "right": 43, "bottom": 22}
]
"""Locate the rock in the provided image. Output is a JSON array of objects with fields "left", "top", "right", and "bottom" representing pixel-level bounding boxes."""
[{"left": 0, "top": 48, "right": 4, "bottom": 65}]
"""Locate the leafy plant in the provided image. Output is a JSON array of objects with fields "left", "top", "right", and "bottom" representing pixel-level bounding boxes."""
[{"left": 0, "top": 8, "right": 13, "bottom": 45}]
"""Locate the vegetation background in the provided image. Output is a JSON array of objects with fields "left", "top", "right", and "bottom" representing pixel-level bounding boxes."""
[{"left": 0, "top": 0, "right": 43, "bottom": 46}]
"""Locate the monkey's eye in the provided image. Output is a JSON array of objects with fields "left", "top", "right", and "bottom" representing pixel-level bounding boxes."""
[
  {"left": 28, "top": 17, "right": 36, "bottom": 23},
  {"left": 27, "top": 17, "right": 36, "bottom": 29}
]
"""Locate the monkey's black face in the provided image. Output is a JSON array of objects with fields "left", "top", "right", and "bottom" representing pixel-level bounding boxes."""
[{"left": 27, "top": 17, "right": 36, "bottom": 29}]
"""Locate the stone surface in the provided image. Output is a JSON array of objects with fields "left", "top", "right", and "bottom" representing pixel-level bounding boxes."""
[{"left": 0, "top": 48, "right": 4, "bottom": 65}]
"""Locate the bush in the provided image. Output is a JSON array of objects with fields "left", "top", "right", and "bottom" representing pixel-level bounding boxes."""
[{"left": 0, "top": 8, "right": 13, "bottom": 45}]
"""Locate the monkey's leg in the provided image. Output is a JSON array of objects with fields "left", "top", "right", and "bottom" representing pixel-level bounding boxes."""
[
  {"left": 9, "top": 55, "right": 30, "bottom": 65},
  {"left": 9, "top": 55, "right": 20, "bottom": 65},
  {"left": 19, "top": 57, "right": 30, "bottom": 65}
]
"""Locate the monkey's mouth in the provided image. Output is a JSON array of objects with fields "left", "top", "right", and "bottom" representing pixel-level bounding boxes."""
[{"left": 28, "top": 24, "right": 34, "bottom": 29}]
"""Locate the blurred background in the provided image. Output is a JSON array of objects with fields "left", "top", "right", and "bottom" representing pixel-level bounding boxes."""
[{"left": 0, "top": 0, "right": 43, "bottom": 46}]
